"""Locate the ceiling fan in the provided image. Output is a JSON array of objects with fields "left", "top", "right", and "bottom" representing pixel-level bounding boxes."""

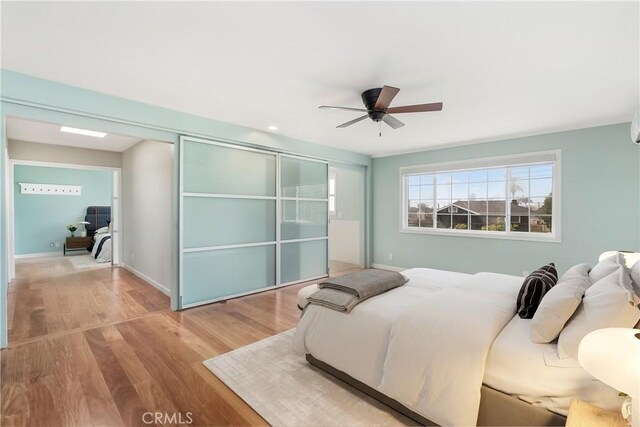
[{"left": 319, "top": 85, "right": 443, "bottom": 132}]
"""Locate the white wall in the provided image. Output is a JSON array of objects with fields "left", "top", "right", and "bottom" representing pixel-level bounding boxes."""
[
  {"left": 121, "top": 140, "right": 173, "bottom": 294},
  {"left": 8, "top": 139, "right": 122, "bottom": 168}
]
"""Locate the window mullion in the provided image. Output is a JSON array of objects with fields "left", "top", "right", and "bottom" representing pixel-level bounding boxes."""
[
  {"left": 505, "top": 171, "right": 511, "bottom": 235},
  {"left": 432, "top": 174, "right": 437, "bottom": 229}
]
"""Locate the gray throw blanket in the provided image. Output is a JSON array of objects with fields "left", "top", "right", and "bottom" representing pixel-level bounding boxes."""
[
  {"left": 307, "top": 270, "right": 408, "bottom": 313},
  {"left": 307, "top": 288, "right": 360, "bottom": 313}
]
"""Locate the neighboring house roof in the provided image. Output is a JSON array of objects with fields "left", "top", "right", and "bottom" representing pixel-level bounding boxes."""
[{"left": 437, "top": 200, "right": 530, "bottom": 216}]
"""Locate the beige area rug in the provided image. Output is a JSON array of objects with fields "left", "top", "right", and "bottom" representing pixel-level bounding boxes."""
[
  {"left": 203, "top": 329, "right": 413, "bottom": 427},
  {"left": 68, "top": 254, "right": 109, "bottom": 270}
]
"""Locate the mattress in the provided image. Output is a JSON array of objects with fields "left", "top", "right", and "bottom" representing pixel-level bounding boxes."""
[{"left": 484, "top": 316, "right": 620, "bottom": 416}]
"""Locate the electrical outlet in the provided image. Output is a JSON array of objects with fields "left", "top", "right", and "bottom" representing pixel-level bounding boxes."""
[
  {"left": 54, "top": 241, "right": 61, "bottom": 248},
  {"left": 131, "top": 253, "right": 135, "bottom": 261},
  {"left": 49, "top": 243, "right": 54, "bottom": 247},
  {"left": 388, "top": 253, "right": 393, "bottom": 261}
]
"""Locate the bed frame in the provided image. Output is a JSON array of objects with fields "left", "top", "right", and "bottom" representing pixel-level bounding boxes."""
[{"left": 306, "top": 354, "right": 567, "bottom": 427}]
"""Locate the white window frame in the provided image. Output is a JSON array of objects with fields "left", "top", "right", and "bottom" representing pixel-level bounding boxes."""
[{"left": 399, "top": 150, "right": 561, "bottom": 242}]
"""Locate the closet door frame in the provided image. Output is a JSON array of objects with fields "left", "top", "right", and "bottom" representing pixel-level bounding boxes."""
[{"left": 178, "top": 137, "right": 330, "bottom": 309}]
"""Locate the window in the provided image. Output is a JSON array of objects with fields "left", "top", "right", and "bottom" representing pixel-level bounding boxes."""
[
  {"left": 328, "top": 170, "right": 336, "bottom": 215},
  {"left": 401, "top": 151, "right": 560, "bottom": 241}
]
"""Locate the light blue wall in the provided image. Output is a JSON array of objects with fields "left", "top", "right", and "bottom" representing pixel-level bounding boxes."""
[
  {"left": 0, "top": 69, "right": 372, "bottom": 347},
  {"left": 14, "top": 166, "right": 112, "bottom": 255},
  {"left": 372, "top": 123, "right": 640, "bottom": 276}
]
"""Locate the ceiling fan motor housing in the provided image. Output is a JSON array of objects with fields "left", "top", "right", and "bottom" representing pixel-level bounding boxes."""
[{"left": 361, "top": 88, "right": 386, "bottom": 122}]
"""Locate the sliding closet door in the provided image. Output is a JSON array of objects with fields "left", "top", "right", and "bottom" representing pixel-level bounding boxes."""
[
  {"left": 180, "top": 137, "right": 277, "bottom": 308},
  {"left": 280, "top": 155, "right": 329, "bottom": 284}
]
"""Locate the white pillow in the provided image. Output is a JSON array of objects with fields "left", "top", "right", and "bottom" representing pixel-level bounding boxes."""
[
  {"left": 531, "top": 263, "right": 591, "bottom": 344},
  {"left": 557, "top": 263, "right": 640, "bottom": 359},
  {"left": 631, "top": 260, "right": 640, "bottom": 295},
  {"left": 589, "top": 252, "right": 623, "bottom": 284}
]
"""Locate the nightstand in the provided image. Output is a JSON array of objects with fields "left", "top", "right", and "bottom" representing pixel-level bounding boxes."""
[
  {"left": 64, "top": 236, "right": 91, "bottom": 255},
  {"left": 566, "top": 399, "right": 627, "bottom": 427}
]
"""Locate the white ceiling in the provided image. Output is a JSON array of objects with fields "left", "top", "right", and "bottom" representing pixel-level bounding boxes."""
[
  {"left": 6, "top": 117, "right": 142, "bottom": 152},
  {"left": 1, "top": 2, "right": 638, "bottom": 157}
]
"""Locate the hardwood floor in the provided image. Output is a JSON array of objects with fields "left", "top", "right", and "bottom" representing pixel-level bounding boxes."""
[
  {"left": 1, "top": 256, "right": 320, "bottom": 426},
  {"left": 8, "top": 256, "right": 169, "bottom": 345}
]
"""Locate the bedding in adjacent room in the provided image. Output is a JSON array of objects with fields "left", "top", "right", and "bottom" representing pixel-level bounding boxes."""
[{"left": 91, "top": 230, "right": 112, "bottom": 263}]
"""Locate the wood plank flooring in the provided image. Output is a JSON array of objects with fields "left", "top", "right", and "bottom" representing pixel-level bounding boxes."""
[
  {"left": 1, "top": 256, "right": 335, "bottom": 426},
  {"left": 8, "top": 256, "right": 169, "bottom": 345}
]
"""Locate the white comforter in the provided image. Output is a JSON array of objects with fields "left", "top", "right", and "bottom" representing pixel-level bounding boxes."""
[
  {"left": 294, "top": 268, "right": 522, "bottom": 426},
  {"left": 91, "top": 232, "right": 112, "bottom": 263}
]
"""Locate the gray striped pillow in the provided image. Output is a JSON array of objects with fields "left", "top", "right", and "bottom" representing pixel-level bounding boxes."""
[{"left": 516, "top": 263, "right": 558, "bottom": 319}]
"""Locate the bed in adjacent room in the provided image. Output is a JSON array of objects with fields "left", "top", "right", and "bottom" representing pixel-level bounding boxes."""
[
  {"left": 294, "top": 253, "right": 640, "bottom": 426},
  {"left": 85, "top": 205, "right": 112, "bottom": 263}
]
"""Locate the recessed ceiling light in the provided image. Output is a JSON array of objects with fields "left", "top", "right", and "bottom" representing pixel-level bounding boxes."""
[
  {"left": 60, "top": 126, "right": 107, "bottom": 138},
  {"left": 267, "top": 125, "right": 278, "bottom": 131}
]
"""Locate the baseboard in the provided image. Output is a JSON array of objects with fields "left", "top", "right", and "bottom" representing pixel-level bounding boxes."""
[
  {"left": 15, "top": 252, "right": 62, "bottom": 259},
  {"left": 121, "top": 263, "right": 171, "bottom": 296},
  {"left": 371, "top": 263, "right": 405, "bottom": 272}
]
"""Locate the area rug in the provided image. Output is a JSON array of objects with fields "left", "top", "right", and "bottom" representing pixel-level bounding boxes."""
[
  {"left": 202, "top": 329, "right": 413, "bottom": 426},
  {"left": 68, "top": 254, "right": 108, "bottom": 270}
]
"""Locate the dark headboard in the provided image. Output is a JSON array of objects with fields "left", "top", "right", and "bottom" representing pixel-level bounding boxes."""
[{"left": 85, "top": 206, "right": 111, "bottom": 237}]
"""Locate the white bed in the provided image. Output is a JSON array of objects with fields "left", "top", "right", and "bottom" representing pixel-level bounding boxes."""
[{"left": 294, "top": 267, "right": 621, "bottom": 426}]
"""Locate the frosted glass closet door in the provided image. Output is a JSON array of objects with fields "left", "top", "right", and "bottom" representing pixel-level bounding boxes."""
[
  {"left": 280, "top": 155, "right": 329, "bottom": 284},
  {"left": 180, "top": 138, "right": 277, "bottom": 307}
]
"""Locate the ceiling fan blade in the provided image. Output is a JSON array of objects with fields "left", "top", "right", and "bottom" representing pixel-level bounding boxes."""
[
  {"left": 374, "top": 86, "right": 400, "bottom": 111},
  {"left": 382, "top": 114, "right": 405, "bottom": 129},
  {"left": 319, "top": 105, "right": 367, "bottom": 112},
  {"left": 337, "top": 115, "right": 369, "bottom": 128},
  {"left": 387, "top": 102, "right": 443, "bottom": 114}
]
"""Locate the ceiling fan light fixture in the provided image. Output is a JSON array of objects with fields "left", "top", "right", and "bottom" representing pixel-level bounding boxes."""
[{"left": 319, "top": 85, "right": 443, "bottom": 130}]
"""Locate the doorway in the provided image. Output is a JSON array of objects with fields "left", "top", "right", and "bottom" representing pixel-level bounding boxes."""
[
  {"left": 328, "top": 163, "right": 366, "bottom": 274},
  {"left": 4, "top": 116, "right": 173, "bottom": 346}
]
